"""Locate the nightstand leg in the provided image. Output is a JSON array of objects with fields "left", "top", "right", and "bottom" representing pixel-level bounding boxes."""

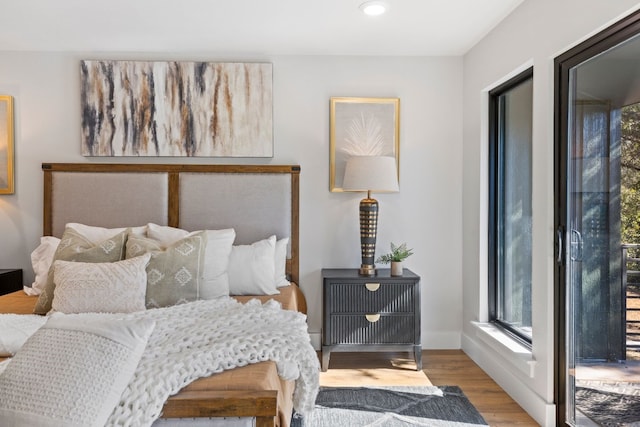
[
  {"left": 321, "top": 346, "right": 331, "bottom": 372},
  {"left": 414, "top": 346, "right": 423, "bottom": 371}
]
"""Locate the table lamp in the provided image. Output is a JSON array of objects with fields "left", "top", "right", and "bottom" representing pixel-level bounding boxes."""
[{"left": 342, "top": 155, "right": 399, "bottom": 276}]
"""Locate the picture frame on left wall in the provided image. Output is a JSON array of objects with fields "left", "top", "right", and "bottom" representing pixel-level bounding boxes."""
[{"left": 0, "top": 95, "right": 14, "bottom": 194}]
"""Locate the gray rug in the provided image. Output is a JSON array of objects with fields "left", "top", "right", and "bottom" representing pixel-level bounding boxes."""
[
  {"left": 292, "top": 385, "right": 489, "bottom": 427},
  {"left": 576, "top": 386, "right": 640, "bottom": 426}
]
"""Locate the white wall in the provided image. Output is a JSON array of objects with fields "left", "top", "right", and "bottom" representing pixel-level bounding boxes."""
[
  {"left": 462, "top": 0, "right": 640, "bottom": 425},
  {"left": 0, "top": 53, "right": 463, "bottom": 349}
]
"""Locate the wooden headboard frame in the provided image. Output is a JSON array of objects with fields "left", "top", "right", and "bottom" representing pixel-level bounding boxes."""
[{"left": 42, "top": 163, "right": 301, "bottom": 285}]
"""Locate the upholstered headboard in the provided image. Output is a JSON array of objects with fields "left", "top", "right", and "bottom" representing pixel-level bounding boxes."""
[{"left": 42, "top": 163, "right": 300, "bottom": 284}]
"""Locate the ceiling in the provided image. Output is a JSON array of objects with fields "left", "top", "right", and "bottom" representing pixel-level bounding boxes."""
[
  {"left": 576, "top": 32, "right": 640, "bottom": 108},
  {"left": 0, "top": 0, "right": 524, "bottom": 56}
]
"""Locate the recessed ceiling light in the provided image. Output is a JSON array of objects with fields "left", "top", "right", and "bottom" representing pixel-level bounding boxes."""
[{"left": 359, "top": 1, "right": 387, "bottom": 16}]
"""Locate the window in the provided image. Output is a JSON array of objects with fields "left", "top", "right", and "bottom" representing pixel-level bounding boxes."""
[{"left": 488, "top": 68, "right": 533, "bottom": 344}]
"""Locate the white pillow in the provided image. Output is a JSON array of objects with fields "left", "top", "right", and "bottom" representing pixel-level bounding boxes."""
[
  {"left": 66, "top": 222, "right": 147, "bottom": 243},
  {"left": 228, "top": 235, "right": 279, "bottom": 295},
  {"left": 275, "top": 237, "right": 290, "bottom": 287},
  {"left": 146, "top": 223, "right": 235, "bottom": 299},
  {"left": 51, "top": 254, "right": 151, "bottom": 314},
  {"left": 28, "top": 236, "right": 61, "bottom": 296},
  {"left": 0, "top": 313, "right": 155, "bottom": 427},
  {"left": 0, "top": 314, "right": 47, "bottom": 357}
]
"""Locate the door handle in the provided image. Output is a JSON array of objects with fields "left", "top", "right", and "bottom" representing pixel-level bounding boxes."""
[
  {"left": 557, "top": 227, "right": 564, "bottom": 264},
  {"left": 570, "top": 229, "right": 583, "bottom": 262}
]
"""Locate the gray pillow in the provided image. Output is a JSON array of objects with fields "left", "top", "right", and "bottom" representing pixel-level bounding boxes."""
[
  {"left": 126, "top": 232, "right": 206, "bottom": 308},
  {"left": 34, "top": 228, "right": 128, "bottom": 314},
  {"left": 145, "top": 224, "right": 235, "bottom": 299}
]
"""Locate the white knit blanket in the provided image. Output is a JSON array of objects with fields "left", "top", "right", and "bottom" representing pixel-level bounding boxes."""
[{"left": 96, "top": 297, "right": 320, "bottom": 426}]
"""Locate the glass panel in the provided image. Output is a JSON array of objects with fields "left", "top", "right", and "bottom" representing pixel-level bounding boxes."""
[
  {"left": 566, "top": 31, "right": 640, "bottom": 426},
  {"left": 497, "top": 79, "right": 533, "bottom": 341}
]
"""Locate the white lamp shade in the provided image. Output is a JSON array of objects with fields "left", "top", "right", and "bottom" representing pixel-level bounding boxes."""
[{"left": 342, "top": 156, "right": 399, "bottom": 192}]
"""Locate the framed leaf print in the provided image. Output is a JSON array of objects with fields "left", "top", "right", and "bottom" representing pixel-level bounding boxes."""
[{"left": 329, "top": 97, "right": 399, "bottom": 192}]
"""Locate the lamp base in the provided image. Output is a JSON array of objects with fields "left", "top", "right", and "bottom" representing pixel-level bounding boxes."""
[
  {"left": 359, "top": 264, "right": 376, "bottom": 276},
  {"left": 358, "top": 196, "right": 378, "bottom": 277}
]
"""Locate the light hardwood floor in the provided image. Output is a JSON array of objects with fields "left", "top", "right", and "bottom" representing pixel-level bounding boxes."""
[{"left": 319, "top": 350, "right": 539, "bottom": 427}]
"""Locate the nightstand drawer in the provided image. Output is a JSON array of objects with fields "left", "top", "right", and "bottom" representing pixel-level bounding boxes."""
[
  {"left": 326, "top": 314, "right": 415, "bottom": 344},
  {"left": 327, "top": 281, "right": 415, "bottom": 314}
]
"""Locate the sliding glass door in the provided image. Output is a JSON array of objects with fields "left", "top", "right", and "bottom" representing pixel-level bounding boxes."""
[{"left": 555, "top": 11, "right": 640, "bottom": 426}]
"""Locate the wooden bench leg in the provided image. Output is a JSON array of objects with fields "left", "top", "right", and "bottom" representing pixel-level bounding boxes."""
[{"left": 255, "top": 415, "right": 276, "bottom": 427}]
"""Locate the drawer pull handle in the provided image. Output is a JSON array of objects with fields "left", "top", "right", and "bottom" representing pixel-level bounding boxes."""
[
  {"left": 365, "top": 314, "right": 381, "bottom": 323},
  {"left": 365, "top": 283, "right": 380, "bottom": 292}
]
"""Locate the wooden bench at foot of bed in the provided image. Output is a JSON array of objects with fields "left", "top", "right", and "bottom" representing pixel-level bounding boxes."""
[
  {"left": 163, "top": 390, "right": 278, "bottom": 427},
  {"left": 162, "top": 359, "right": 294, "bottom": 427}
]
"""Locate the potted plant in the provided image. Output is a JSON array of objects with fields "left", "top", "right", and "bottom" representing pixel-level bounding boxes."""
[{"left": 376, "top": 242, "right": 414, "bottom": 276}]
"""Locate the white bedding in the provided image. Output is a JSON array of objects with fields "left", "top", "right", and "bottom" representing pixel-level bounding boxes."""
[
  {"left": 0, "top": 297, "right": 319, "bottom": 427},
  {"left": 0, "top": 314, "right": 47, "bottom": 357}
]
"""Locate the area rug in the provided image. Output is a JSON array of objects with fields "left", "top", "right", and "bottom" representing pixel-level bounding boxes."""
[
  {"left": 292, "top": 385, "right": 488, "bottom": 427},
  {"left": 576, "top": 386, "right": 640, "bottom": 426}
]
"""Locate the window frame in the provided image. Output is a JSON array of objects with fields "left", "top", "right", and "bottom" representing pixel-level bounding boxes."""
[{"left": 488, "top": 67, "right": 534, "bottom": 346}]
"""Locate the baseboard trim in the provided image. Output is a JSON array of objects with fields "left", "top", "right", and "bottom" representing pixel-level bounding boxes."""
[
  {"left": 311, "top": 332, "right": 321, "bottom": 350},
  {"left": 462, "top": 331, "right": 556, "bottom": 426}
]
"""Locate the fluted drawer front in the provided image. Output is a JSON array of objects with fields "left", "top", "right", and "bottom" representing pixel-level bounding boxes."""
[
  {"left": 327, "top": 314, "right": 414, "bottom": 344},
  {"left": 329, "top": 282, "right": 415, "bottom": 314}
]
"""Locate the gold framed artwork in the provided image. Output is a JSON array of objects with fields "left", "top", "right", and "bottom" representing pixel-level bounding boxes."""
[
  {"left": 329, "top": 97, "right": 399, "bottom": 192},
  {"left": 0, "top": 95, "right": 14, "bottom": 195}
]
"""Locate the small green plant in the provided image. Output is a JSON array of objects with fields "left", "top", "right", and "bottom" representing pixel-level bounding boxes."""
[{"left": 376, "top": 242, "right": 414, "bottom": 264}]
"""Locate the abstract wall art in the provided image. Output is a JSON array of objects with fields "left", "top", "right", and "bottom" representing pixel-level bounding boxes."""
[{"left": 80, "top": 61, "right": 273, "bottom": 157}]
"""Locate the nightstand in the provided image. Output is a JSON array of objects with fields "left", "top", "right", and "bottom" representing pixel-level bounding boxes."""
[
  {"left": 321, "top": 268, "right": 421, "bottom": 372},
  {"left": 0, "top": 269, "right": 23, "bottom": 296}
]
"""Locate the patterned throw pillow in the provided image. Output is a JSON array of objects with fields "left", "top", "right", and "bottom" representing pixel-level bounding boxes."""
[
  {"left": 145, "top": 224, "right": 235, "bottom": 299},
  {"left": 126, "top": 232, "right": 206, "bottom": 308},
  {"left": 51, "top": 254, "right": 151, "bottom": 314},
  {"left": 33, "top": 228, "right": 128, "bottom": 315}
]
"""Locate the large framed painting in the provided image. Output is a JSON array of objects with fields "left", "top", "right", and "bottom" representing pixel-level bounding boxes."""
[
  {"left": 0, "top": 95, "right": 14, "bottom": 194},
  {"left": 80, "top": 61, "right": 273, "bottom": 157},
  {"left": 329, "top": 97, "right": 400, "bottom": 192}
]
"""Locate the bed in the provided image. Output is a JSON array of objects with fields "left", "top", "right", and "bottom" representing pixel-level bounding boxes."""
[{"left": 0, "top": 163, "right": 317, "bottom": 427}]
